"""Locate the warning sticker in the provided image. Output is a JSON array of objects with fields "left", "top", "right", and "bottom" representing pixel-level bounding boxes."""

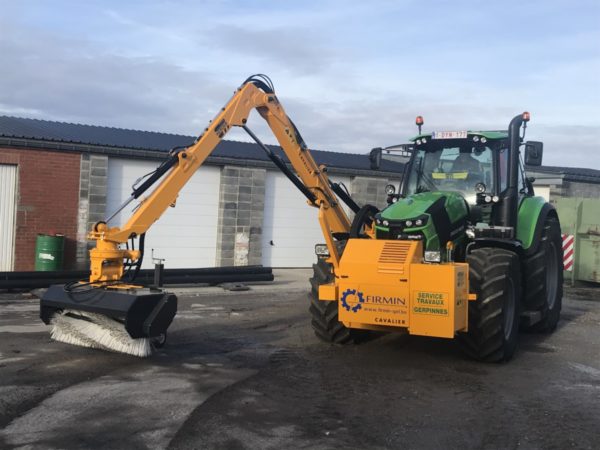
[{"left": 413, "top": 291, "right": 448, "bottom": 316}]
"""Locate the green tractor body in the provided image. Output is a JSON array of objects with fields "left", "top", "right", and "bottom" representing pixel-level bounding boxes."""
[
  {"left": 374, "top": 117, "right": 563, "bottom": 360},
  {"left": 375, "top": 191, "right": 469, "bottom": 256},
  {"left": 311, "top": 114, "right": 563, "bottom": 362}
]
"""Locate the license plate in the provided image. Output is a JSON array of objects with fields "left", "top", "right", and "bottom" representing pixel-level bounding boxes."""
[{"left": 431, "top": 131, "right": 468, "bottom": 139}]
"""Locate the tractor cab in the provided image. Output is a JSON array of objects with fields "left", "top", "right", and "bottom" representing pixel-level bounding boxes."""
[
  {"left": 371, "top": 114, "right": 546, "bottom": 264},
  {"left": 402, "top": 131, "right": 508, "bottom": 206},
  {"left": 375, "top": 115, "right": 543, "bottom": 204}
]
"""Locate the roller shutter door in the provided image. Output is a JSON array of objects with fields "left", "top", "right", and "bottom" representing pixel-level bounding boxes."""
[
  {"left": 0, "top": 164, "right": 18, "bottom": 271},
  {"left": 107, "top": 158, "right": 220, "bottom": 269},
  {"left": 262, "top": 171, "right": 352, "bottom": 267}
]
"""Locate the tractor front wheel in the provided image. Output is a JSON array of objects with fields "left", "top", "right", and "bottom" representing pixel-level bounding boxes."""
[
  {"left": 459, "top": 248, "right": 522, "bottom": 362},
  {"left": 309, "top": 259, "right": 364, "bottom": 344}
]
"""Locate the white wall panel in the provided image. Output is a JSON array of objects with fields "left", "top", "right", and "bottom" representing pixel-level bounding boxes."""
[
  {"left": 262, "top": 171, "right": 352, "bottom": 267},
  {"left": 107, "top": 159, "right": 220, "bottom": 269},
  {"left": 0, "top": 164, "right": 18, "bottom": 271}
]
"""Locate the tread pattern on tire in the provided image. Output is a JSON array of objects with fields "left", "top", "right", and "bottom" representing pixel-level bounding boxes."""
[
  {"left": 522, "top": 216, "right": 563, "bottom": 331},
  {"left": 459, "top": 248, "right": 521, "bottom": 362},
  {"left": 309, "top": 259, "right": 357, "bottom": 344}
]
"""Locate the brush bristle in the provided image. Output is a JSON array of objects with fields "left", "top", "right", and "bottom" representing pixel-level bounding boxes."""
[{"left": 50, "top": 311, "right": 152, "bottom": 357}]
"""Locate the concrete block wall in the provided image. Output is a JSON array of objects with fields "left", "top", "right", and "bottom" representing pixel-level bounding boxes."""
[
  {"left": 350, "top": 176, "right": 402, "bottom": 211},
  {"left": 547, "top": 184, "right": 565, "bottom": 202},
  {"left": 215, "top": 166, "right": 266, "bottom": 266},
  {"left": 563, "top": 181, "right": 600, "bottom": 199},
  {"left": 533, "top": 177, "right": 600, "bottom": 202},
  {"left": 75, "top": 154, "right": 108, "bottom": 268}
]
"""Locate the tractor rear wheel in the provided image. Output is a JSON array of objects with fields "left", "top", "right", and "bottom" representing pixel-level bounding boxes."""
[
  {"left": 309, "top": 259, "right": 363, "bottom": 344},
  {"left": 522, "top": 216, "right": 563, "bottom": 332},
  {"left": 459, "top": 248, "right": 521, "bottom": 362}
]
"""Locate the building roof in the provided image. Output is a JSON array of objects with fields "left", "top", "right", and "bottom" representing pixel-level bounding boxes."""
[
  {"left": 3, "top": 115, "right": 597, "bottom": 183},
  {"left": 0, "top": 115, "right": 403, "bottom": 175}
]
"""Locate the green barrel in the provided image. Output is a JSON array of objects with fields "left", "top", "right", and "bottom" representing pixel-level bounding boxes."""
[{"left": 35, "top": 234, "right": 65, "bottom": 271}]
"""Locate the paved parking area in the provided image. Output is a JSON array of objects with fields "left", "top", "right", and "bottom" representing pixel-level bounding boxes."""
[{"left": 1, "top": 270, "right": 599, "bottom": 449}]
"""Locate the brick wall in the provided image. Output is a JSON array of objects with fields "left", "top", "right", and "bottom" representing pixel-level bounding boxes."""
[{"left": 0, "top": 148, "right": 81, "bottom": 270}]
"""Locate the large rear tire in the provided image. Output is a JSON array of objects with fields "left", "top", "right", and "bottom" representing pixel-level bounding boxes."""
[
  {"left": 459, "top": 248, "right": 521, "bottom": 362},
  {"left": 309, "top": 259, "right": 363, "bottom": 344},
  {"left": 522, "top": 216, "right": 563, "bottom": 332}
]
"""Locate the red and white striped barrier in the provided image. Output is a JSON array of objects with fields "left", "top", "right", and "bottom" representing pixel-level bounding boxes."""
[{"left": 562, "top": 234, "right": 574, "bottom": 272}]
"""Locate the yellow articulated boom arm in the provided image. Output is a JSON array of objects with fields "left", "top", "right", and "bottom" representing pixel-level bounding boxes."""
[{"left": 90, "top": 75, "right": 352, "bottom": 282}]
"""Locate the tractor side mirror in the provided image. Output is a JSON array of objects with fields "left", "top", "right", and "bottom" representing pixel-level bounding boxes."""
[
  {"left": 524, "top": 141, "right": 543, "bottom": 166},
  {"left": 369, "top": 147, "right": 382, "bottom": 170}
]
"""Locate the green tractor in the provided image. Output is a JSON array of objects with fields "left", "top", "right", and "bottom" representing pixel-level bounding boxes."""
[{"left": 364, "top": 113, "right": 562, "bottom": 361}]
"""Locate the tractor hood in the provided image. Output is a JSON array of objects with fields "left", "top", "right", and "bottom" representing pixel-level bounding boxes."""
[{"left": 374, "top": 191, "right": 469, "bottom": 252}]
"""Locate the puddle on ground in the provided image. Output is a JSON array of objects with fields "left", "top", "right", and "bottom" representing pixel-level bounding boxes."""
[{"left": 0, "top": 323, "right": 47, "bottom": 333}]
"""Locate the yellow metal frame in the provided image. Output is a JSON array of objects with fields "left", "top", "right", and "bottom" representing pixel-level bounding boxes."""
[{"left": 88, "top": 82, "right": 351, "bottom": 282}]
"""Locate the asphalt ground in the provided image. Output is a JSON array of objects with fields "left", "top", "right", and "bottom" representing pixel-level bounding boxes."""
[{"left": 0, "top": 269, "right": 599, "bottom": 449}]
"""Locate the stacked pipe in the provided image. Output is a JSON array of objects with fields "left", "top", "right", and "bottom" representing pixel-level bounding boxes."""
[{"left": 0, "top": 266, "right": 274, "bottom": 290}]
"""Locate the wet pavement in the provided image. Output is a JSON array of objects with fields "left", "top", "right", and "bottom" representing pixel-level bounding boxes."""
[{"left": 1, "top": 272, "right": 599, "bottom": 449}]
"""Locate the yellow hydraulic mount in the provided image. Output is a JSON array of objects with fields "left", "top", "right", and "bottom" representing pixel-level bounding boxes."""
[
  {"left": 88, "top": 76, "right": 350, "bottom": 282},
  {"left": 87, "top": 75, "right": 470, "bottom": 340}
]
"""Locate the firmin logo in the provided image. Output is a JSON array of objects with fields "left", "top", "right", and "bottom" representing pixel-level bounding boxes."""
[
  {"left": 365, "top": 295, "right": 406, "bottom": 306},
  {"left": 341, "top": 289, "right": 406, "bottom": 313},
  {"left": 341, "top": 289, "right": 364, "bottom": 313}
]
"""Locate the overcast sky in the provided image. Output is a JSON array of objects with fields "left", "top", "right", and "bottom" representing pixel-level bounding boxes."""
[{"left": 1, "top": 0, "right": 599, "bottom": 168}]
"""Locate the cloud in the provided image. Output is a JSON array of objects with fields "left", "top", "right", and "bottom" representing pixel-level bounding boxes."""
[
  {"left": 0, "top": 0, "right": 598, "bottom": 170},
  {"left": 530, "top": 125, "right": 600, "bottom": 167},
  {"left": 205, "top": 24, "right": 340, "bottom": 75},
  {"left": 0, "top": 18, "right": 230, "bottom": 134}
]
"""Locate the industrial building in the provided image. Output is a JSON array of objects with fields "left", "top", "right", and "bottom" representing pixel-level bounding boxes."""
[
  {"left": 2, "top": 116, "right": 600, "bottom": 272},
  {"left": 0, "top": 116, "right": 401, "bottom": 271}
]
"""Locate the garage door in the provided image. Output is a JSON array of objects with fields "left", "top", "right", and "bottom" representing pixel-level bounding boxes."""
[
  {"left": 107, "top": 159, "right": 220, "bottom": 269},
  {"left": 262, "top": 171, "right": 352, "bottom": 267},
  {"left": 0, "top": 164, "right": 18, "bottom": 271}
]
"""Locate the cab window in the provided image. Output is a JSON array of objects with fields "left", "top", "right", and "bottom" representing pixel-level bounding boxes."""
[
  {"left": 498, "top": 147, "right": 508, "bottom": 193},
  {"left": 405, "top": 141, "right": 495, "bottom": 204}
]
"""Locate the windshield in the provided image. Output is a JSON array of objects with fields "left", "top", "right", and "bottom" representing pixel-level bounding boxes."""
[{"left": 405, "top": 140, "right": 502, "bottom": 204}]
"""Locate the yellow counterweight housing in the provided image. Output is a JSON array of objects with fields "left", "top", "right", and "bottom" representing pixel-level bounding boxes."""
[{"left": 319, "top": 239, "right": 469, "bottom": 339}]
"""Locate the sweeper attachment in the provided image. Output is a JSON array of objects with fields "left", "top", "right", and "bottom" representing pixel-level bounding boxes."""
[{"left": 41, "top": 285, "right": 176, "bottom": 357}]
